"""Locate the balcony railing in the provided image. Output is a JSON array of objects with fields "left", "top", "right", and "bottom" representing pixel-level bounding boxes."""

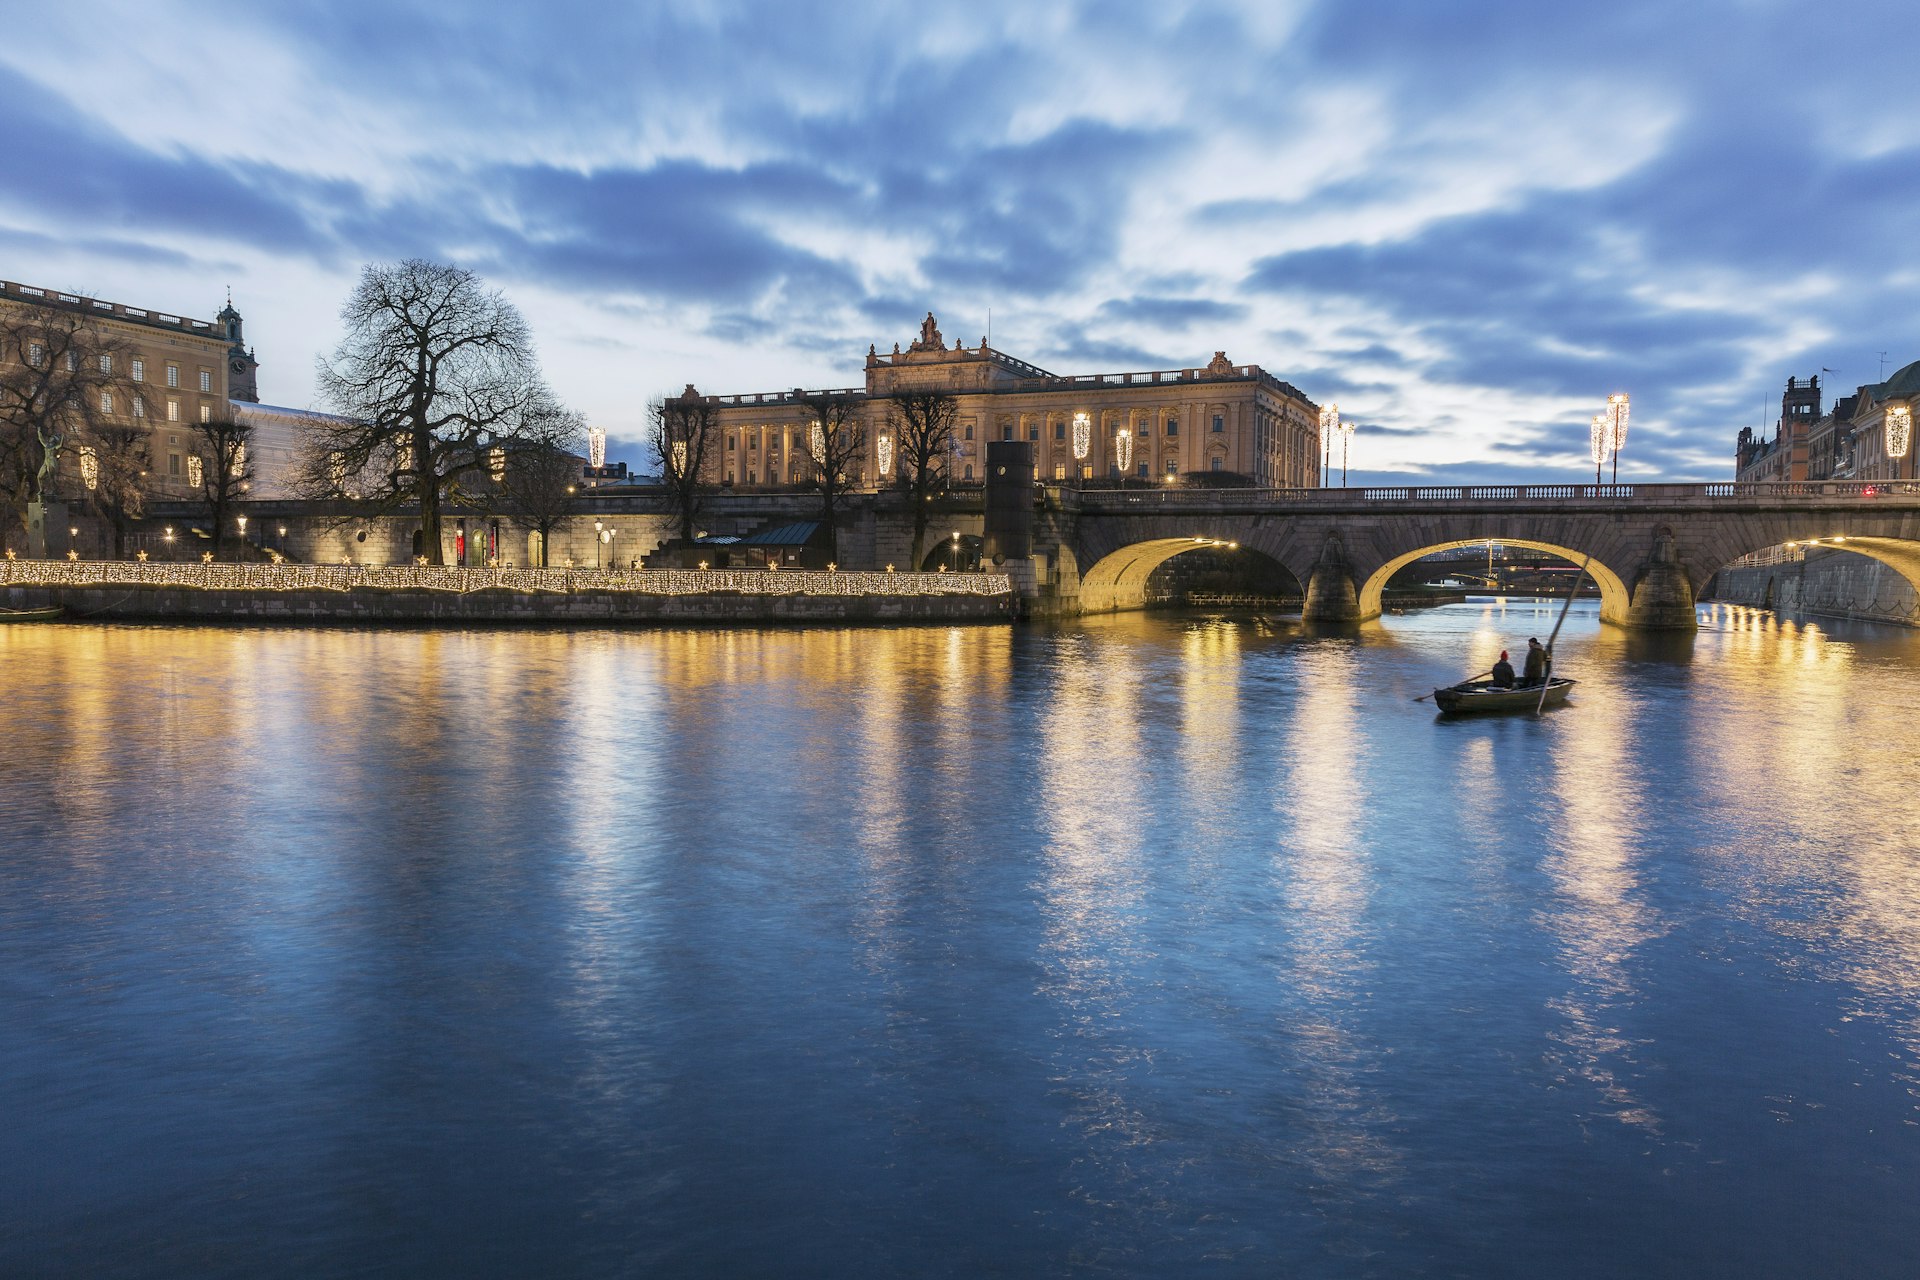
[{"left": 1069, "top": 480, "right": 1920, "bottom": 507}]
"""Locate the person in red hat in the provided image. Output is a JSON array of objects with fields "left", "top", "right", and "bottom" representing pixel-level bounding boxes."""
[{"left": 1490, "top": 649, "right": 1516, "bottom": 688}]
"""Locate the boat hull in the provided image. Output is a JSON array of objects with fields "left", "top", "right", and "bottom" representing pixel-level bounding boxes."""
[
  {"left": 0, "top": 606, "right": 65, "bottom": 623},
  {"left": 1432, "top": 677, "right": 1575, "bottom": 714}
]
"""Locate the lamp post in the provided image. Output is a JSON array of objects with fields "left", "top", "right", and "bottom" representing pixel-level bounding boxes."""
[
  {"left": 950, "top": 529, "right": 960, "bottom": 572},
  {"left": 1318, "top": 403, "right": 1339, "bottom": 487},
  {"left": 1339, "top": 419, "right": 1354, "bottom": 487},
  {"left": 602, "top": 527, "right": 616, "bottom": 570},
  {"left": 236, "top": 514, "right": 248, "bottom": 550},
  {"left": 593, "top": 520, "right": 604, "bottom": 569},
  {"left": 1606, "top": 392, "right": 1630, "bottom": 485},
  {"left": 1590, "top": 413, "right": 1610, "bottom": 486},
  {"left": 1072, "top": 411, "right": 1091, "bottom": 484}
]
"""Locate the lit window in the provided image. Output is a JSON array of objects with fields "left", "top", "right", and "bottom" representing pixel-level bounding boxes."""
[
  {"left": 488, "top": 447, "right": 506, "bottom": 482},
  {"left": 131, "top": 358, "right": 144, "bottom": 382},
  {"left": 187, "top": 455, "right": 204, "bottom": 487},
  {"left": 65, "top": 351, "right": 77, "bottom": 371},
  {"left": 1054, "top": 463, "right": 1067, "bottom": 480},
  {"left": 98, "top": 354, "right": 112, "bottom": 374},
  {"left": 165, "top": 364, "right": 179, "bottom": 388},
  {"left": 28, "top": 342, "right": 43, "bottom": 366},
  {"left": 100, "top": 391, "right": 113, "bottom": 413},
  {"left": 132, "top": 396, "right": 145, "bottom": 418},
  {"left": 199, "top": 370, "right": 211, "bottom": 393},
  {"left": 200, "top": 405, "right": 211, "bottom": 424},
  {"left": 167, "top": 399, "right": 180, "bottom": 422}
]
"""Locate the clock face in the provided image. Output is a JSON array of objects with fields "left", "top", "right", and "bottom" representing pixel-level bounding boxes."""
[{"left": 231, "top": 358, "right": 249, "bottom": 375}]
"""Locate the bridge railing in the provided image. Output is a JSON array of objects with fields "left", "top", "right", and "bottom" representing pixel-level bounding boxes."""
[{"left": 1070, "top": 480, "right": 1920, "bottom": 507}]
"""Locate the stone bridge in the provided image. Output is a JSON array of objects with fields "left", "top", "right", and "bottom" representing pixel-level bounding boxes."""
[{"left": 1028, "top": 481, "right": 1920, "bottom": 629}]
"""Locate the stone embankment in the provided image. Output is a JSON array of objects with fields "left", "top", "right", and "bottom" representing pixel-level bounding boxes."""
[
  {"left": 1707, "top": 549, "right": 1919, "bottom": 627},
  {"left": 0, "top": 561, "right": 1015, "bottom": 626}
]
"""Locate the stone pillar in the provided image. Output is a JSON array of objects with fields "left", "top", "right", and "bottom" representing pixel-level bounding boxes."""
[
  {"left": 1301, "top": 533, "right": 1361, "bottom": 622},
  {"left": 26, "top": 501, "right": 66, "bottom": 560},
  {"left": 1623, "top": 528, "right": 1698, "bottom": 630}
]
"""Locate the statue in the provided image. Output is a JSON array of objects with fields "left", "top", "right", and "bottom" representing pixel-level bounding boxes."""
[
  {"left": 34, "top": 422, "right": 63, "bottom": 499},
  {"left": 911, "top": 312, "right": 945, "bottom": 352}
]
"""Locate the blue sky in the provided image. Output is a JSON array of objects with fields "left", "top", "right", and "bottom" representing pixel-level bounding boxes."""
[{"left": 2, "top": 0, "right": 1913, "bottom": 482}]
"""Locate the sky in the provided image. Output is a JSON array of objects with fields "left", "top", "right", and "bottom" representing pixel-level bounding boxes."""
[{"left": 1, "top": 0, "right": 1914, "bottom": 483}]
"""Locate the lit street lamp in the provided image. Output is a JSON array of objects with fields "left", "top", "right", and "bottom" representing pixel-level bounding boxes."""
[
  {"left": 1606, "top": 392, "right": 1630, "bottom": 485},
  {"left": 593, "top": 520, "right": 604, "bottom": 569},
  {"left": 949, "top": 529, "right": 960, "bottom": 572},
  {"left": 1318, "top": 403, "right": 1339, "bottom": 486},
  {"left": 1590, "top": 413, "right": 1610, "bottom": 486},
  {"left": 602, "top": 527, "right": 616, "bottom": 570},
  {"left": 1339, "top": 418, "right": 1354, "bottom": 487}
]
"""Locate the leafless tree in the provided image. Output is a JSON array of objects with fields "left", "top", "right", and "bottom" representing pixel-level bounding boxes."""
[
  {"left": 79, "top": 423, "right": 150, "bottom": 558},
  {"left": 648, "top": 387, "right": 718, "bottom": 544},
  {"left": 492, "top": 404, "right": 586, "bottom": 567},
  {"left": 189, "top": 413, "right": 254, "bottom": 560},
  {"left": 886, "top": 389, "right": 959, "bottom": 570},
  {"left": 797, "top": 392, "right": 865, "bottom": 563},
  {"left": 0, "top": 305, "right": 132, "bottom": 537},
  {"left": 301, "top": 259, "right": 558, "bottom": 565}
]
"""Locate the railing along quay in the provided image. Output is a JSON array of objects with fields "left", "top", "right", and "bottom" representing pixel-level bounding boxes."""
[
  {"left": 0, "top": 560, "right": 1013, "bottom": 598},
  {"left": 1070, "top": 480, "right": 1920, "bottom": 507}
]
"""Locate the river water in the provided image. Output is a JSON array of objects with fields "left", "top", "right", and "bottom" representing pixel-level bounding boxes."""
[{"left": 4, "top": 601, "right": 1919, "bottom": 1277}]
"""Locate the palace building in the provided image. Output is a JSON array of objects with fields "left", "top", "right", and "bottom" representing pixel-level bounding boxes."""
[{"left": 697, "top": 313, "right": 1322, "bottom": 489}]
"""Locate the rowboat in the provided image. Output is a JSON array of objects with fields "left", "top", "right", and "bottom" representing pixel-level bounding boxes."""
[
  {"left": 0, "top": 605, "right": 65, "bottom": 623},
  {"left": 1432, "top": 676, "right": 1576, "bottom": 714}
]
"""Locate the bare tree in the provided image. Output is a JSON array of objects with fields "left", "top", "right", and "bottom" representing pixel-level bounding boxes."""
[
  {"left": 797, "top": 392, "right": 865, "bottom": 563},
  {"left": 0, "top": 306, "right": 131, "bottom": 540},
  {"left": 302, "top": 259, "right": 558, "bottom": 565},
  {"left": 492, "top": 404, "right": 585, "bottom": 567},
  {"left": 648, "top": 386, "right": 718, "bottom": 543},
  {"left": 886, "top": 389, "right": 959, "bottom": 570},
  {"left": 189, "top": 413, "right": 254, "bottom": 560},
  {"left": 79, "top": 423, "right": 151, "bottom": 558}
]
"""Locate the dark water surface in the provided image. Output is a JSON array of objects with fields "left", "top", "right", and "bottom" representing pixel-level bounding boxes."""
[{"left": 4, "top": 602, "right": 1920, "bottom": 1277}]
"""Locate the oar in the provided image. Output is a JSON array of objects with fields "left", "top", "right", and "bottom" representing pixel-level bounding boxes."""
[
  {"left": 1414, "top": 669, "right": 1492, "bottom": 702},
  {"left": 1535, "top": 554, "right": 1594, "bottom": 715}
]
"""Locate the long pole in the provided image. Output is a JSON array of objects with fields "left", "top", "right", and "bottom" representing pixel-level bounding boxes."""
[{"left": 1535, "top": 553, "right": 1593, "bottom": 715}]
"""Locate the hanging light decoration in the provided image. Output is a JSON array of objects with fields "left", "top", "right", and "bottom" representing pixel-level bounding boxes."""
[
  {"left": 1114, "top": 427, "right": 1134, "bottom": 472},
  {"left": 79, "top": 446, "right": 98, "bottom": 491},
  {"left": 187, "top": 455, "right": 204, "bottom": 488},
  {"left": 488, "top": 446, "right": 506, "bottom": 482},
  {"left": 587, "top": 427, "right": 607, "bottom": 469},
  {"left": 1888, "top": 404, "right": 1914, "bottom": 460},
  {"left": 1590, "top": 413, "right": 1610, "bottom": 484},
  {"left": 876, "top": 432, "right": 893, "bottom": 477},
  {"left": 808, "top": 422, "right": 826, "bottom": 465},
  {"left": 1072, "top": 411, "right": 1091, "bottom": 462},
  {"left": 1605, "top": 392, "right": 1630, "bottom": 483},
  {"left": 671, "top": 440, "right": 688, "bottom": 474}
]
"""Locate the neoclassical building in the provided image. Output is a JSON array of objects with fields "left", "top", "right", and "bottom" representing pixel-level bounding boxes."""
[{"left": 697, "top": 314, "right": 1322, "bottom": 489}]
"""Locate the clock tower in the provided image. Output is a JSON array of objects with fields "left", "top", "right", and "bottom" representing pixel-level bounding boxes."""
[{"left": 218, "top": 295, "right": 260, "bottom": 403}]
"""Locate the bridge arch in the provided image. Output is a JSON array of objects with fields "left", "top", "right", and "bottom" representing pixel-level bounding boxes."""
[
  {"left": 1357, "top": 538, "right": 1632, "bottom": 624},
  {"left": 1078, "top": 536, "right": 1300, "bottom": 613}
]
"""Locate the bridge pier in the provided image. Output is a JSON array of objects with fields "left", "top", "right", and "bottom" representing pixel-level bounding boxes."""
[
  {"left": 1302, "top": 534, "right": 1366, "bottom": 623},
  {"left": 1623, "top": 530, "right": 1698, "bottom": 629}
]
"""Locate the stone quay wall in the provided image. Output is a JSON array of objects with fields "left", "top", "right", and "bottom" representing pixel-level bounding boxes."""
[
  {"left": 0, "top": 561, "right": 1016, "bottom": 627},
  {"left": 1706, "top": 549, "right": 1920, "bottom": 627}
]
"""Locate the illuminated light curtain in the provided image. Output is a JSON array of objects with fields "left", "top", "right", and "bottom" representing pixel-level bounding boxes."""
[
  {"left": 808, "top": 422, "right": 826, "bottom": 464},
  {"left": 1071, "top": 412, "right": 1090, "bottom": 460},
  {"left": 79, "top": 446, "right": 99, "bottom": 490},
  {"left": 587, "top": 427, "right": 607, "bottom": 468},
  {"left": 1888, "top": 404, "right": 1914, "bottom": 460},
  {"left": 1114, "top": 428, "right": 1133, "bottom": 471},
  {"left": 671, "top": 440, "right": 688, "bottom": 474},
  {"left": 1606, "top": 392, "right": 1630, "bottom": 455},
  {"left": 187, "top": 455, "right": 204, "bottom": 487},
  {"left": 488, "top": 447, "right": 506, "bottom": 482},
  {"left": 876, "top": 433, "right": 893, "bottom": 477},
  {"left": 1590, "top": 413, "right": 1610, "bottom": 478}
]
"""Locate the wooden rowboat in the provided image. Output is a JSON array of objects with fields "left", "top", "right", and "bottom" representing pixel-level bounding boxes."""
[
  {"left": 1432, "top": 676, "right": 1576, "bottom": 714},
  {"left": 0, "top": 605, "right": 65, "bottom": 622}
]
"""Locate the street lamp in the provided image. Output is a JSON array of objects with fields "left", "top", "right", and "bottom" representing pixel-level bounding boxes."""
[
  {"left": 950, "top": 529, "right": 960, "bottom": 572},
  {"left": 1318, "top": 403, "right": 1340, "bottom": 486},
  {"left": 602, "top": 527, "right": 616, "bottom": 570},
  {"left": 1339, "top": 418, "right": 1354, "bottom": 487},
  {"left": 236, "top": 514, "right": 248, "bottom": 546},
  {"left": 593, "top": 520, "right": 604, "bottom": 569},
  {"left": 1072, "top": 411, "right": 1091, "bottom": 482},
  {"left": 1589, "top": 413, "right": 1610, "bottom": 486},
  {"left": 1606, "top": 392, "right": 1630, "bottom": 485}
]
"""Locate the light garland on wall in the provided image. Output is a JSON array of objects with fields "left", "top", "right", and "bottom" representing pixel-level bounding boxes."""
[{"left": 1888, "top": 404, "right": 1914, "bottom": 460}]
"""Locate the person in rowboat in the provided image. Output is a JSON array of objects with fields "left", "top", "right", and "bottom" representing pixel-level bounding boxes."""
[
  {"left": 1522, "top": 637, "right": 1549, "bottom": 686},
  {"left": 1490, "top": 650, "right": 1516, "bottom": 688}
]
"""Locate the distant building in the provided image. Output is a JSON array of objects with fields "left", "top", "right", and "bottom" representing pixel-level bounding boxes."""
[
  {"left": 694, "top": 313, "right": 1322, "bottom": 490},
  {"left": 1842, "top": 359, "right": 1920, "bottom": 482},
  {"left": 1735, "top": 374, "right": 1823, "bottom": 482},
  {"left": 1735, "top": 362, "right": 1920, "bottom": 485}
]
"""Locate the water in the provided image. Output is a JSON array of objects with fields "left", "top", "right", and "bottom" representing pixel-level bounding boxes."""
[{"left": 4, "top": 602, "right": 1919, "bottom": 1277}]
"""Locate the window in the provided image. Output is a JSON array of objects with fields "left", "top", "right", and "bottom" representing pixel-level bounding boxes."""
[
  {"left": 964, "top": 463, "right": 974, "bottom": 479},
  {"left": 1136, "top": 462, "right": 1149, "bottom": 477},
  {"left": 1166, "top": 416, "right": 1179, "bottom": 436},
  {"left": 1210, "top": 457, "right": 1224, "bottom": 471},
  {"left": 28, "top": 342, "right": 43, "bottom": 366},
  {"left": 1027, "top": 424, "right": 1039, "bottom": 441},
  {"left": 98, "top": 354, "right": 112, "bottom": 375},
  {"left": 1054, "top": 463, "right": 1067, "bottom": 480},
  {"left": 100, "top": 391, "right": 113, "bottom": 413},
  {"left": 165, "top": 364, "right": 179, "bottom": 388},
  {"left": 727, "top": 433, "right": 736, "bottom": 450},
  {"left": 1054, "top": 421, "right": 1066, "bottom": 440},
  {"left": 1001, "top": 424, "right": 1013, "bottom": 441},
  {"left": 200, "top": 405, "right": 211, "bottom": 424},
  {"left": 1165, "top": 458, "right": 1178, "bottom": 478},
  {"left": 65, "top": 351, "right": 77, "bottom": 371},
  {"left": 1212, "top": 414, "right": 1225, "bottom": 433},
  {"left": 168, "top": 454, "right": 181, "bottom": 476},
  {"left": 187, "top": 456, "right": 204, "bottom": 487},
  {"left": 131, "top": 358, "right": 144, "bottom": 382},
  {"left": 964, "top": 424, "right": 974, "bottom": 440},
  {"left": 167, "top": 399, "right": 180, "bottom": 422},
  {"left": 132, "top": 396, "right": 145, "bottom": 418},
  {"left": 199, "top": 370, "right": 212, "bottom": 393},
  {"left": 1137, "top": 421, "right": 1148, "bottom": 437}
]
